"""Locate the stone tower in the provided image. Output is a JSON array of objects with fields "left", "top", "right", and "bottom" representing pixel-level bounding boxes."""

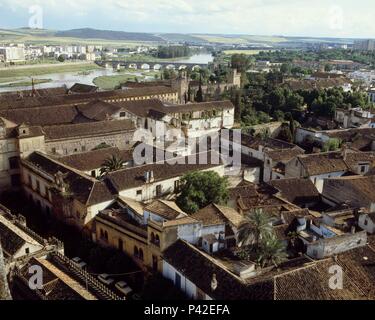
[
  {"left": 0, "top": 241, "right": 12, "bottom": 300},
  {"left": 227, "top": 68, "right": 241, "bottom": 88},
  {"left": 172, "top": 71, "right": 189, "bottom": 104}
]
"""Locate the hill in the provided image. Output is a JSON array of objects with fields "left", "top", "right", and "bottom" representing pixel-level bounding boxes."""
[{"left": 55, "top": 28, "right": 164, "bottom": 42}]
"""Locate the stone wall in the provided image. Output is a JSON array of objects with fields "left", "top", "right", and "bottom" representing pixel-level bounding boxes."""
[{"left": 46, "top": 131, "right": 135, "bottom": 156}]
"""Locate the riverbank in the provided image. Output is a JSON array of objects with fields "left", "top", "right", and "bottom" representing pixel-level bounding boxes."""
[
  {"left": 93, "top": 69, "right": 160, "bottom": 90},
  {"left": 0, "top": 78, "right": 52, "bottom": 88},
  {"left": 0, "top": 62, "right": 101, "bottom": 79}
]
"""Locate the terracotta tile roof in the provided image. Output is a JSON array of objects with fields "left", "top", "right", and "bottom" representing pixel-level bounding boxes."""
[
  {"left": 0, "top": 213, "right": 43, "bottom": 257},
  {"left": 0, "top": 86, "right": 177, "bottom": 110},
  {"left": 76, "top": 100, "right": 121, "bottom": 121},
  {"left": 162, "top": 216, "right": 199, "bottom": 227},
  {"left": 69, "top": 83, "right": 98, "bottom": 94},
  {"left": 324, "top": 175, "right": 375, "bottom": 201},
  {"left": 0, "top": 99, "right": 126, "bottom": 127},
  {"left": 280, "top": 209, "right": 311, "bottom": 225},
  {"left": 23, "top": 152, "right": 113, "bottom": 206},
  {"left": 229, "top": 182, "right": 291, "bottom": 212},
  {"left": 0, "top": 104, "right": 80, "bottom": 126},
  {"left": 269, "top": 178, "right": 320, "bottom": 205},
  {"left": 164, "top": 241, "right": 375, "bottom": 300},
  {"left": 113, "top": 98, "right": 165, "bottom": 118},
  {"left": 160, "top": 100, "right": 234, "bottom": 114},
  {"left": 344, "top": 151, "right": 375, "bottom": 171},
  {"left": 145, "top": 200, "right": 186, "bottom": 220},
  {"left": 42, "top": 119, "right": 135, "bottom": 140},
  {"left": 266, "top": 148, "right": 305, "bottom": 162},
  {"left": 213, "top": 204, "right": 245, "bottom": 228},
  {"left": 240, "top": 134, "right": 300, "bottom": 151},
  {"left": 191, "top": 204, "right": 227, "bottom": 226},
  {"left": 58, "top": 147, "right": 133, "bottom": 171},
  {"left": 18, "top": 257, "right": 96, "bottom": 300},
  {"left": 163, "top": 240, "right": 260, "bottom": 300},
  {"left": 274, "top": 257, "right": 366, "bottom": 300},
  {"left": 106, "top": 152, "right": 222, "bottom": 192},
  {"left": 0, "top": 87, "right": 67, "bottom": 100},
  {"left": 117, "top": 196, "right": 144, "bottom": 216},
  {"left": 0, "top": 219, "right": 26, "bottom": 257},
  {"left": 297, "top": 151, "right": 349, "bottom": 176}
]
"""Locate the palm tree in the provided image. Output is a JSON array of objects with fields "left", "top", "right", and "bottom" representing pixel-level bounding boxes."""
[
  {"left": 237, "top": 209, "right": 273, "bottom": 249},
  {"left": 100, "top": 155, "right": 125, "bottom": 177},
  {"left": 256, "top": 234, "right": 287, "bottom": 268}
]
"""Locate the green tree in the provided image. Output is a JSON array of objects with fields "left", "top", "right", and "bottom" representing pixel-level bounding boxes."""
[
  {"left": 256, "top": 234, "right": 288, "bottom": 268},
  {"left": 238, "top": 209, "right": 273, "bottom": 249},
  {"left": 57, "top": 55, "right": 65, "bottom": 62},
  {"left": 322, "top": 138, "right": 341, "bottom": 152},
  {"left": 231, "top": 54, "right": 252, "bottom": 72},
  {"left": 100, "top": 155, "right": 125, "bottom": 176},
  {"left": 280, "top": 63, "right": 292, "bottom": 74},
  {"left": 176, "top": 171, "right": 229, "bottom": 214}
]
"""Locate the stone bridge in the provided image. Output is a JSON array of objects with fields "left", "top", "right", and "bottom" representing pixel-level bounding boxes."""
[{"left": 96, "top": 60, "right": 208, "bottom": 71}]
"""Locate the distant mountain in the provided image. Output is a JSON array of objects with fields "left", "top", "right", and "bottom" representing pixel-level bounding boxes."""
[{"left": 55, "top": 28, "right": 164, "bottom": 42}]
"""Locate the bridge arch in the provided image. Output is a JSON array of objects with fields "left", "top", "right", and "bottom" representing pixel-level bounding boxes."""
[
  {"left": 153, "top": 64, "right": 162, "bottom": 70},
  {"left": 128, "top": 63, "right": 138, "bottom": 70},
  {"left": 166, "top": 64, "right": 176, "bottom": 70},
  {"left": 192, "top": 65, "right": 201, "bottom": 71},
  {"left": 141, "top": 63, "right": 150, "bottom": 70},
  {"left": 178, "top": 65, "right": 187, "bottom": 70}
]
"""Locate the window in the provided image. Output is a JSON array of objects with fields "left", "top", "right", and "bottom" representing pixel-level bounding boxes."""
[
  {"left": 120, "top": 112, "right": 126, "bottom": 117},
  {"left": 136, "top": 189, "right": 142, "bottom": 196},
  {"left": 51, "top": 147, "right": 56, "bottom": 154},
  {"left": 360, "top": 165, "right": 366, "bottom": 173},
  {"left": 134, "top": 246, "right": 139, "bottom": 257},
  {"left": 364, "top": 219, "right": 368, "bottom": 226},
  {"left": 118, "top": 238, "right": 124, "bottom": 251},
  {"left": 25, "top": 248, "right": 30, "bottom": 254},
  {"left": 81, "top": 146, "right": 86, "bottom": 152},
  {"left": 36, "top": 180, "right": 40, "bottom": 193},
  {"left": 152, "top": 255, "right": 158, "bottom": 271},
  {"left": 91, "top": 170, "right": 96, "bottom": 178},
  {"left": 9, "top": 156, "right": 20, "bottom": 169},
  {"left": 74, "top": 148, "right": 78, "bottom": 152},
  {"left": 156, "top": 185, "right": 162, "bottom": 197},
  {"left": 174, "top": 180, "right": 180, "bottom": 192},
  {"left": 139, "top": 249, "right": 144, "bottom": 261},
  {"left": 28, "top": 174, "right": 32, "bottom": 186}
]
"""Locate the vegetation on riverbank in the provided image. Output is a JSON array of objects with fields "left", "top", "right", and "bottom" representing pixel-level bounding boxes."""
[
  {"left": 0, "top": 62, "right": 101, "bottom": 79},
  {"left": 0, "top": 78, "right": 52, "bottom": 88},
  {"left": 93, "top": 70, "right": 161, "bottom": 90}
]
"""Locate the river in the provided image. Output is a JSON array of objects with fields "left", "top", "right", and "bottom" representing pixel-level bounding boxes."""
[{"left": 0, "top": 53, "right": 214, "bottom": 93}]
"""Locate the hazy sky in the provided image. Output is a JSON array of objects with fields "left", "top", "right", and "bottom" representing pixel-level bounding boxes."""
[{"left": 0, "top": 0, "right": 374, "bottom": 38}]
